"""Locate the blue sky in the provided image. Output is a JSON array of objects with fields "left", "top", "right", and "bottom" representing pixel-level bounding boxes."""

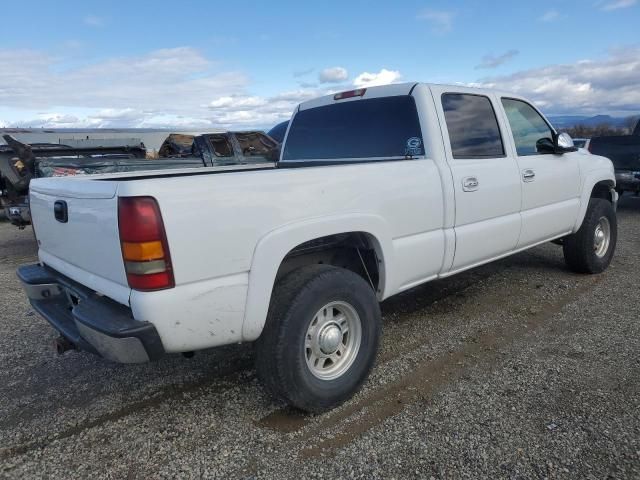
[{"left": 1, "top": 0, "right": 639, "bottom": 129}]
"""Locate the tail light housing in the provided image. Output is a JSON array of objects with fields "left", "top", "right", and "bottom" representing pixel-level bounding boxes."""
[{"left": 118, "top": 196, "right": 174, "bottom": 291}]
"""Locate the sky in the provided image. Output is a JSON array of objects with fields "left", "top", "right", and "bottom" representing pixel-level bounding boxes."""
[{"left": 0, "top": 0, "right": 639, "bottom": 130}]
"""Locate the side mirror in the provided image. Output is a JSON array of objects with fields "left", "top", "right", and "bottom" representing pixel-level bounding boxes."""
[
  {"left": 535, "top": 137, "right": 556, "bottom": 154},
  {"left": 556, "top": 132, "right": 578, "bottom": 153},
  {"left": 536, "top": 133, "right": 578, "bottom": 155}
]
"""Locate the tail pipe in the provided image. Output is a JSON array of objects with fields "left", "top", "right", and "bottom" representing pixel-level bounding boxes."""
[{"left": 54, "top": 336, "right": 75, "bottom": 355}]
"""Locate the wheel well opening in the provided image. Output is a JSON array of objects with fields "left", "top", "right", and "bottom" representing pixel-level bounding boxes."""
[
  {"left": 591, "top": 181, "right": 615, "bottom": 203},
  {"left": 276, "top": 232, "right": 382, "bottom": 293}
]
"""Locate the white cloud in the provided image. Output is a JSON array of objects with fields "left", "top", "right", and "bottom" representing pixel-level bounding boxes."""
[
  {"left": 600, "top": 0, "right": 637, "bottom": 10},
  {"left": 83, "top": 14, "right": 104, "bottom": 27},
  {"left": 209, "top": 96, "right": 267, "bottom": 108},
  {"left": 206, "top": 89, "right": 321, "bottom": 128},
  {"left": 318, "top": 67, "right": 348, "bottom": 83},
  {"left": 353, "top": 69, "right": 402, "bottom": 88},
  {"left": 1, "top": 108, "right": 217, "bottom": 130},
  {"left": 0, "top": 61, "right": 405, "bottom": 130},
  {"left": 416, "top": 9, "right": 456, "bottom": 34},
  {"left": 475, "top": 46, "right": 640, "bottom": 115},
  {"left": 539, "top": 9, "right": 561, "bottom": 22},
  {"left": 475, "top": 50, "right": 520, "bottom": 69},
  {"left": 4, "top": 42, "right": 637, "bottom": 131},
  {"left": 0, "top": 47, "right": 249, "bottom": 128}
]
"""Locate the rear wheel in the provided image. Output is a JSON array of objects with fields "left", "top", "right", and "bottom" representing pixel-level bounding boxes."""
[
  {"left": 256, "top": 265, "right": 381, "bottom": 413},
  {"left": 563, "top": 198, "right": 617, "bottom": 273}
]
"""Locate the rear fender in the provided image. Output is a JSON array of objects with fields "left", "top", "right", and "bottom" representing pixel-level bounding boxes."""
[{"left": 241, "top": 214, "right": 392, "bottom": 341}]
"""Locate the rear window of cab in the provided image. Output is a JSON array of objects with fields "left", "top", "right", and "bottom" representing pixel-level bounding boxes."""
[{"left": 281, "top": 96, "right": 424, "bottom": 162}]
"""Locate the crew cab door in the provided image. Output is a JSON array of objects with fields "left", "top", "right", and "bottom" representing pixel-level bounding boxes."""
[
  {"left": 499, "top": 98, "right": 581, "bottom": 247},
  {"left": 433, "top": 87, "right": 522, "bottom": 271}
]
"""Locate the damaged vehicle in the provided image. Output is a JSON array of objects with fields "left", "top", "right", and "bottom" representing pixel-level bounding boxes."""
[
  {"left": 0, "top": 136, "right": 146, "bottom": 227},
  {"left": 267, "top": 121, "right": 290, "bottom": 144},
  {"left": 0, "top": 131, "right": 278, "bottom": 227},
  {"left": 158, "top": 131, "right": 280, "bottom": 164}
]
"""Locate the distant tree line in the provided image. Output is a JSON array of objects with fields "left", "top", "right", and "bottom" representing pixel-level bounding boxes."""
[{"left": 561, "top": 116, "right": 640, "bottom": 138}]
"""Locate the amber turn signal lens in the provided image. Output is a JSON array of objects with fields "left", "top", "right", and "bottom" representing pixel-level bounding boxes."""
[{"left": 122, "top": 240, "right": 165, "bottom": 262}]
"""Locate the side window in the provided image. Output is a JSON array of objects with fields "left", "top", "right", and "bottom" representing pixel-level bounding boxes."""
[
  {"left": 501, "top": 98, "right": 554, "bottom": 156},
  {"left": 205, "top": 134, "right": 234, "bottom": 158},
  {"left": 442, "top": 93, "right": 505, "bottom": 159},
  {"left": 235, "top": 132, "right": 278, "bottom": 161}
]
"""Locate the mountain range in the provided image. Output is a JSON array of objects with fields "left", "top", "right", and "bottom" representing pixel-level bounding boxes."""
[{"left": 547, "top": 115, "right": 632, "bottom": 129}]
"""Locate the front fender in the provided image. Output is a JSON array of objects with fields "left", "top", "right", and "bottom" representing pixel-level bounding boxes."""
[
  {"left": 240, "top": 213, "right": 393, "bottom": 341},
  {"left": 573, "top": 166, "right": 616, "bottom": 232}
]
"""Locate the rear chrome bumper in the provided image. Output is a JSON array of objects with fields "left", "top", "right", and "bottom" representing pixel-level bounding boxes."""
[{"left": 17, "top": 264, "right": 165, "bottom": 363}]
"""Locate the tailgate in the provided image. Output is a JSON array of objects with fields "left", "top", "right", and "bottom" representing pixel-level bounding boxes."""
[{"left": 29, "top": 177, "right": 130, "bottom": 305}]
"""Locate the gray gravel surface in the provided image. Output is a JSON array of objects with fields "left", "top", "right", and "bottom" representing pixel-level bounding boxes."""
[{"left": 0, "top": 197, "right": 639, "bottom": 479}]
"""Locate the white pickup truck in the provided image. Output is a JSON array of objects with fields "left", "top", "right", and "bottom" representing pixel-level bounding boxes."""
[{"left": 18, "top": 83, "right": 617, "bottom": 412}]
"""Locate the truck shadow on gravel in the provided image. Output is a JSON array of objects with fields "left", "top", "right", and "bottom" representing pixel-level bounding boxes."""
[{"left": 1, "top": 243, "right": 575, "bottom": 455}]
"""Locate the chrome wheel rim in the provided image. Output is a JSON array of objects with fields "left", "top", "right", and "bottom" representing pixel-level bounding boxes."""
[
  {"left": 305, "top": 301, "right": 362, "bottom": 381},
  {"left": 594, "top": 216, "right": 611, "bottom": 258}
]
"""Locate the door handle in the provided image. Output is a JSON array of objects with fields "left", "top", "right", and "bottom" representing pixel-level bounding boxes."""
[
  {"left": 522, "top": 169, "right": 535, "bottom": 182},
  {"left": 462, "top": 176, "right": 479, "bottom": 192}
]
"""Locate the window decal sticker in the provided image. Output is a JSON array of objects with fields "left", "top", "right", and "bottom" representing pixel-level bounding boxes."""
[{"left": 405, "top": 137, "right": 422, "bottom": 156}]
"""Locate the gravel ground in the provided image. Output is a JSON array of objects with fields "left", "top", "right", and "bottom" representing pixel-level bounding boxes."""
[{"left": 0, "top": 197, "right": 638, "bottom": 479}]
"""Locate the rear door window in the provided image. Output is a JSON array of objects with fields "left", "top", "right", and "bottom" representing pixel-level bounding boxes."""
[
  {"left": 442, "top": 93, "right": 505, "bottom": 158},
  {"left": 282, "top": 96, "right": 423, "bottom": 162}
]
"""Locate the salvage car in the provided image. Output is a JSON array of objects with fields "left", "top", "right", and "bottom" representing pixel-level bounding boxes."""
[
  {"left": 0, "top": 136, "right": 146, "bottom": 227},
  {"left": 18, "top": 83, "right": 617, "bottom": 412},
  {"left": 267, "top": 120, "right": 290, "bottom": 144},
  {"left": 0, "top": 131, "right": 278, "bottom": 227}
]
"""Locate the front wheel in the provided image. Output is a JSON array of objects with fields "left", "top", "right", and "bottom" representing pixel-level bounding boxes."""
[
  {"left": 563, "top": 198, "right": 617, "bottom": 274},
  {"left": 256, "top": 265, "right": 381, "bottom": 413}
]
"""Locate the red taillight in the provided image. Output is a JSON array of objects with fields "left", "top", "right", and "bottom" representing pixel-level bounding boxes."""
[
  {"left": 125, "top": 271, "right": 174, "bottom": 291},
  {"left": 118, "top": 197, "right": 174, "bottom": 291},
  {"left": 334, "top": 88, "right": 366, "bottom": 101},
  {"left": 119, "top": 197, "right": 164, "bottom": 242}
]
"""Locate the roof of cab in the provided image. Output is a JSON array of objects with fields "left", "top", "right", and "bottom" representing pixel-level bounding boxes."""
[{"left": 297, "top": 82, "right": 525, "bottom": 111}]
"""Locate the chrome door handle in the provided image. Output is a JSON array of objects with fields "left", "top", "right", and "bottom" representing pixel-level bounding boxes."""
[
  {"left": 462, "top": 176, "right": 479, "bottom": 192},
  {"left": 522, "top": 169, "right": 535, "bottom": 182}
]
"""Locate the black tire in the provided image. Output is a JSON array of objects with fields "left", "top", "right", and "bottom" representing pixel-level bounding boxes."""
[
  {"left": 563, "top": 198, "right": 617, "bottom": 274},
  {"left": 256, "top": 265, "right": 381, "bottom": 413}
]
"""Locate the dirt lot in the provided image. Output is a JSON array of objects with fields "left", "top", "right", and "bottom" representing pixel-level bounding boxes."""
[{"left": 0, "top": 198, "right": 639, "bottom": 479}]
